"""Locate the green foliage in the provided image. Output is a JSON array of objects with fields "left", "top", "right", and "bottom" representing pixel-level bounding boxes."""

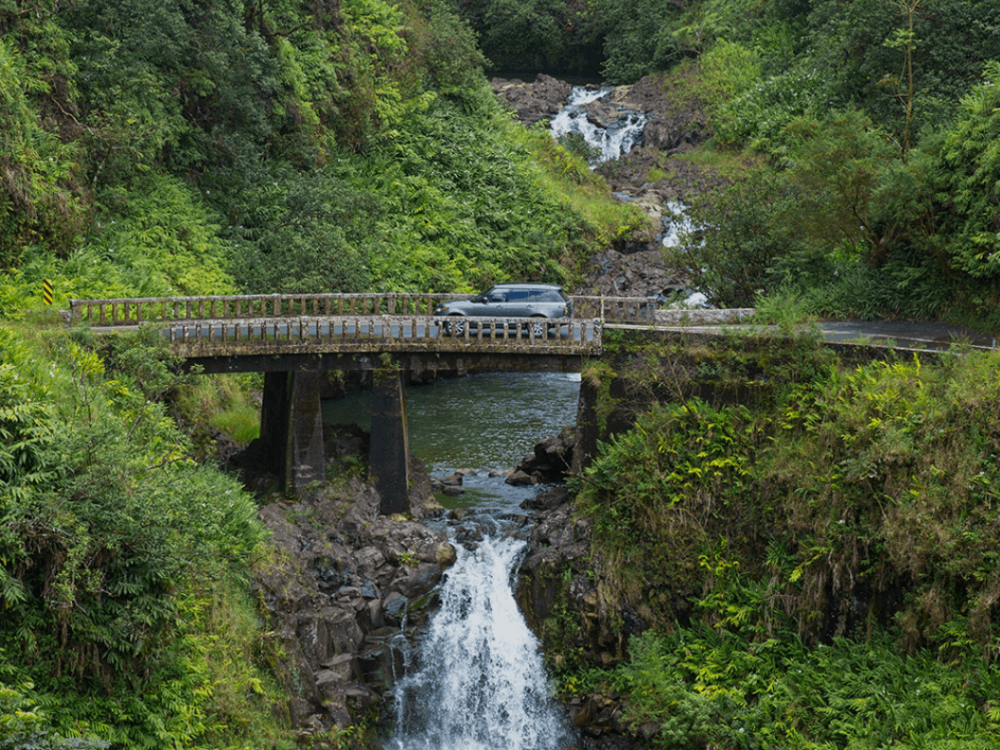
[
  {"left": 698, "top": 39, "right": 761, "bottom": 118},
  {"left": 0, "top": 326, "right": 281, "bottom": 748},
  {"left": 667, "top": 166, "right": 796, "bottom": 307},
  {"left": 75, "top": 174, "right": 236, "bottom": 298},
  {"left": 0, "top": 37, "right": 84, "bottom": 269},
  {"left": 934, "top": 61, "right": 1000, "bottom": 279},
  {"left": 599, "top": 0, "right": 683, "bottom": 83},
  {"left": 603, "top": 627, "right": 1000, "bottom": 750},
  {"left": 571, "top": 342, "right": 1000, "bottom": 747},
  {"left": 173, "top": 374, "right": 262, "bottom": 452},
  {"left": 576, "top": 334, "right": 1000, "bottom": 647},
  {"left": 807, "top": 0, "right": 1000, "bottom": 141},
  {"left": 780, "top": 111, "right": 903, "bottom": 266},
  {"left": 457, "top": 0, "right": 600, "bottom": 75},
  {"left": 338, "top": 93, "right": 644, "bottom": 291},
  {"left": 577, "top": 398, "right": 759, "bottom": 604},
  {"left": 673, "top": 113, "right": 961, "bottom": 320},
  {"left": 556, "top": 133, "right": 602, "bottom": 164},
  {"left": 403, "top": 0, "right": 488, "bottom": 104},
  {"left": 223, "top": 162, "right": 377, "bottom": 294},
  {"left": 0, "top": 680, "right": 109, "bottom": 749},
  {"left": 712, "top": 62, "right": 824, "bottom": 151}
]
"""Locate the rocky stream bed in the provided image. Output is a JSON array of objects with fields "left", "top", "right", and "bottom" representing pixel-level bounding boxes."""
[
  {"left": 244, "top": 421, "right": 644, "bottom": 748},
  {"left": 491, "top": 73, "right": 729, "bottom": 302}
]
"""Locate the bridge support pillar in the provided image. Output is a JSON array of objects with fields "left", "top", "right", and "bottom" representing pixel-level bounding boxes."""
[
  {"left": 572, "top": 375, "right": 599, "bottom": 475},
  {"left": 370, "top": 368, "right": 410, "bottom": 515},
  {"left": 260, "top": 371, "right": 326, "bottom": 491}
]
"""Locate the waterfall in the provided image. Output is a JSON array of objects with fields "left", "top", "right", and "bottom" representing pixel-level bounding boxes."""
[
  {"left": 659, "top": 200, "right": 697, "bottom": 249},
  {"left": 385, "top": 535, "right": 575, "bottom": 750},
  {"left": 549, "top": 86, "right": 646, "bottom": 163}
]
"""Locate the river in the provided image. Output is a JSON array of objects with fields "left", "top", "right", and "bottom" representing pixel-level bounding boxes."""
[
  {"left": 322, "top": 371, "right": 582, "bottom": 750},
  {"left": 323, "top": 371, "right": 582, "bottom": 513}
]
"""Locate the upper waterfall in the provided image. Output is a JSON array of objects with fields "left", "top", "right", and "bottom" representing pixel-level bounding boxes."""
[{"left": 549, "top": 86, "right": 647, "bottom": 163}]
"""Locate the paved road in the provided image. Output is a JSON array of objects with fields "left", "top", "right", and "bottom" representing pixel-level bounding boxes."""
[
  {"left": 609, "top": 318, "right": 997, "bottom": 353},
  {"left": 817, "top": 320, "right": 996, "bottom": 351}
]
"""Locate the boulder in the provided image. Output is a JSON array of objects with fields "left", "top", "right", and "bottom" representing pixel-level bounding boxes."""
[
  {"left": 505, "top": 469, "right": 537, "bottom": 486},
  {"left": 490, "top": 74, "right": 574, "bottom": 126},
  {"left": 510, "top": 426, "right": 577, "bottom": 484}
]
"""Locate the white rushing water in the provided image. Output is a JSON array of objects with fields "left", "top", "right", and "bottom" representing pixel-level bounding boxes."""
[
  {"left": 385, "top": 536, "right": 574, "bottom": 750},
  {"left": 659, "top": 200, "right": 698, "bottom": 249},
  {"left": 549, "top": 86, "right": 646, "bottom": 163}
]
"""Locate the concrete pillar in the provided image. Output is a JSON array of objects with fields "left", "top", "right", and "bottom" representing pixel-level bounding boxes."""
[
  {"left": 370, "top": 368, "right": 410, "bottom": 515},
  {"left": 260, "top": 371, "right": 326, "bottom": 491},
  {"left": 572, "top": 375, "right": 599, "bottom": 476}
]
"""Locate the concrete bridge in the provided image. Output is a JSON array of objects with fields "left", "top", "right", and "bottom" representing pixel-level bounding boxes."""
[{"left": 69, "top": 292, "right": 654, "bottom": 510}]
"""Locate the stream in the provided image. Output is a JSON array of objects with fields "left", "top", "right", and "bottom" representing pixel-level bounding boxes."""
[
  {"left": 323, "top": 371, "right": 582, "bottom": 514},
  {"left": 549, "top": 86, "right": 646, "bottom": 164},
  {"left": 322, "top": 371, "right": 582, "bottom": 749}
]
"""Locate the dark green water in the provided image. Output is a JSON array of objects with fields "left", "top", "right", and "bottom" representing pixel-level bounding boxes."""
[{"left": 322, "top": 371, "right": 581, "bottom": 512}]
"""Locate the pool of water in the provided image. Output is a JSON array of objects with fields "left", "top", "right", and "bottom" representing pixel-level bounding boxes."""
[{"left": 322, "top": 371, "right": 581, "bottom": 513}]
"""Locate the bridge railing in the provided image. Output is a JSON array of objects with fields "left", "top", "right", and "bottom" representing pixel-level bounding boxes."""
[
  {"left": 68, "top": 293, "right": 456, "bottom": 326},
  {"left": 69, "top": 293, "right": 658, "bottom": 327},
  {"left": 166, "top": 315, "right": 602, "bottom": 356},
  {"left": 571, "top": 295, "right": 656, "bottom": 323}
]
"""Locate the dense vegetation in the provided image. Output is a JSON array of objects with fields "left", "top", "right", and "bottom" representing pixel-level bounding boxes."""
[
  {"left": 558, "top": 332, "right": 1000, "bottom": 748},
  {"left": 0, "top": 326, "right": 286, "bottom": 748},
  {"left": 469, "top": 0, "right": 1000, "bottom": 328},
  {"left": 0, "top": 0, "right": 644, "bottom": 310}
]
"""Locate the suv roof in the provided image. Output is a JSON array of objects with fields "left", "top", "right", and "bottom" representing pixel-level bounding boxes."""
[{"left": 491, "top": 282, "right": 563, "bottom": 290}]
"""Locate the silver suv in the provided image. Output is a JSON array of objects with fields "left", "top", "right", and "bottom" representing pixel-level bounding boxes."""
[{"left": 434, "top": 283, "right": 573, "bottom": 336}]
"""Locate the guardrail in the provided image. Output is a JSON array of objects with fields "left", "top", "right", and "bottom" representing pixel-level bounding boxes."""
[
  {"left": 68, "top": 292, "right": 657, "bottom": 327},
  {"left": 166, "top": 315, "right": 602, "bottom": 358}
]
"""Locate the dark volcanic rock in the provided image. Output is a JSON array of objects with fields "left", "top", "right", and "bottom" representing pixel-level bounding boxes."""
[
  {"left": 489, "top": 72, "right": 731, "bottom": 300},
  {"left": 490, "top": 74, "right": 574, "bottom": 125},
  {"left": 617, "top": 74, "right": 710, "bottom": 153},
  {"left": 514, "top": 449, "right": 651, "bottom": 750},
  {"left": 254, "top": 479, "right": 456, "bottom": 739},
  {"left": 509, "top": 426, "right": 578, "bottom": 485}
]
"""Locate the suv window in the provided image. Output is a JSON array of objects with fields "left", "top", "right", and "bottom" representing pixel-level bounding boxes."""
[{"left": 533, "top": 290, "right": 562, "bottom": 302}]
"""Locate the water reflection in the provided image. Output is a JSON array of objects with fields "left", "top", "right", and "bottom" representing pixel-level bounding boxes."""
[{"left": 322, "top": 372, "right": 581, "bottom": 512}]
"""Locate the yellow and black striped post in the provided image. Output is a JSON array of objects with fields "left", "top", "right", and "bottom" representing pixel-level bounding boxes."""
[{"left": 42, "top": 279, "right": 53, "bottom": 306}]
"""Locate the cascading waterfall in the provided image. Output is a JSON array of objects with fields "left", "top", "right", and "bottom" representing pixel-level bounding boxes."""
[
  {"left": 385, "top": 535, "right": 575, "bottom": 750},
  {"left": 659, "top": 200, "right": 697, "bottom": 249},
  {"left": 549, "top": 86, "right": 646, "bottom": 163}
]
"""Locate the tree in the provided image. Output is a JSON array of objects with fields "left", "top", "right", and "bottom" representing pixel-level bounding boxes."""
[
  {"left": 879, "top": 0, "right": 922, "bottom": 160},
  {"left": 935, "top": 61, "right": 1000, "bottom": 280}
]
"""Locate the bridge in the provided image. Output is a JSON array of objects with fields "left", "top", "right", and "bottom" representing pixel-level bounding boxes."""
[{"left": 69, "top": 292, "right": 654, "bottom": 510}]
